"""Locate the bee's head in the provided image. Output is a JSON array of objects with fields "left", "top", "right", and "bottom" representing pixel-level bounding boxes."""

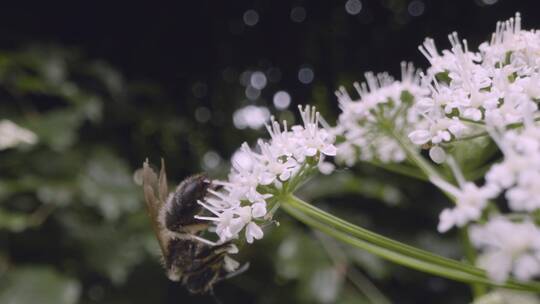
[
  {"left": 186, "top": 174, "right": 212, "bottom": 198},
  {"left": 168, "top": 173, "right": 215, "bottom": 215}
]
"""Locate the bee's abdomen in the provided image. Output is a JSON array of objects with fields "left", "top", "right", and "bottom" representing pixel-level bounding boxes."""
[{"left": 165, "top": 238, "right": 198, "bottom": 270}]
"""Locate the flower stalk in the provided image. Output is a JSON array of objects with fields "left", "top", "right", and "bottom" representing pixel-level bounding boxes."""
[{"left": 281, "top": 194, "right": 540, "bottom": 292}]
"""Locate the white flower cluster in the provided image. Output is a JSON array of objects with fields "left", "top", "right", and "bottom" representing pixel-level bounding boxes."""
[
  {"left": 0, "top": 119, "right": 38, "bottom": 150},
  {"left": 333, "top": 13, "right": 540, "bottom": 283},
  {"left": 431, "top": 174, "right": 497, "bottom": 234},
  {"left": 334, "top": 62, "right": 428, "bottom": 164},
  {"left": 460, "top": 122, "right": 540, "bottom": 282},
  {"left": 415, "top": 14, "right": 540, "bottom": 283},
  {"left": 197, "top": 106, "right": 337, "bottom": 244},
  {"left": 409, "top": 13, "right": 540, "bottom": 158},
  {"left": 485, "top": 123, "right": 540, "bottom": 212},
  {"left": 474, "top": 290, "right": 540, "bottom": 304},
  {"left": 471, "top": 217, "right": 540, "bottom": 283}
]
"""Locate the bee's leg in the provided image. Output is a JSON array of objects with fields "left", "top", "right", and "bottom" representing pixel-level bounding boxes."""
[
  {"left": 185, "top": 247, "right": 229, "bottom": 273},
  {"left": 198, "top": 242, "right": 234, "bottom": 255},
  {"left": 218, "top": 262, "right": 250, "bottom": 281},
  {"left": 208, "top": 181, "right": 223, "bottom": 192},
  {"left": 183, "top": 264, "right": 221, "bottom": 294},
  {"left": 166, "top": 238, "right": 228, "bottom": 271},
  {"left": 190, "top": 234, "right": 217, "bottom": 246},
  {"left": 184, "top": 258, "right": 248, "bottom": 295},
  {"left": 166, "top": 239, "right": 225, "bottom": 273}
]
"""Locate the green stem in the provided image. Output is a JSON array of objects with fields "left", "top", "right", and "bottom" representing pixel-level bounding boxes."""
[
  {"left": 460, "top": 228, "right": 487, "bottom": 298},
  {"left": 383, "top": 117, "right": 492, "bottom": 298},
  {"left": 456, "top": 116, "right": 486, "bottom": 126},
  {"left": 281, "top": 194, "right": 540, "bottom": 292},
  {"left": 366, "top": 160, "right": 428, "bottom": 181},
  {"left": 386, "top": 126, "right": 441, "bottom": 181},
  {"left": 448, "top": 116, "right": 540, "bottom": 143}
]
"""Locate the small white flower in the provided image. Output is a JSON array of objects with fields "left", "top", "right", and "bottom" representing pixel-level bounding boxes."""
[
  {"left": 433, "top": 157, "right": 497, "bottom": 232},
  {"left": 409, "top": 130, "right": 431, "bottom": 145},
  {"left": 245, "top": 222, "right": 264, "bottom": 243},
  {"left": 213, "top": 210, "right": 245, "bottom": 241},
  {"left": 471, "top": 217, "right": 540, "bottom": 283},
  {"left": 429, "top": 146, "right": 446, "bottom": 164},
  {"left": 251, "top": 202, "right": 267, "bottom": 218},
  {"left": 485, "top": 124, "right": 540, "bottom": 212}
]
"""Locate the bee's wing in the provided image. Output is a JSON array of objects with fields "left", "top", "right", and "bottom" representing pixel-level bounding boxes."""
[
  {"left": 158, "top": 158, "right": 168, "bottom": 202},
  {"left": 142, "top": 159, "right": 169, "bottom": 255}
]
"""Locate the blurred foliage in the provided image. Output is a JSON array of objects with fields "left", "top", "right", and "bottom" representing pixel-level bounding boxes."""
[
  {"left": 2, "top": 1, "right": 537, "bottom": 303},
  {"left": 0, "top": 266, "right": 80, "bottom": 304},
  {"left": 0, "top": 47, "right": 157, "bottom": 303}
]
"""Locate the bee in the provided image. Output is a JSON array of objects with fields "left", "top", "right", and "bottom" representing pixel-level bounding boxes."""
[{"left": 141, "top": 159, "right": 246, "bottom": 294}]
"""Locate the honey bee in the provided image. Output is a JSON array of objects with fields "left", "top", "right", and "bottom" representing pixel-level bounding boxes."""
[{"left": 141, "top": 159, "right": 246, "bottom": 294}]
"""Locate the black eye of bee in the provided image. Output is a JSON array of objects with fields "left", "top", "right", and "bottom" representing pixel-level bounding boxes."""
[{"left": 142, "top": 159, "right": 248, "bottom": 295}]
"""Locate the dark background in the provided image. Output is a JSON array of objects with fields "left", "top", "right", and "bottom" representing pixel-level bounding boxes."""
[
  {"left": 3, "top": 0, "right": 539, "bottom": 123},
  {"left": 1, "top": 1, "right": 539, "bottom": 303}
]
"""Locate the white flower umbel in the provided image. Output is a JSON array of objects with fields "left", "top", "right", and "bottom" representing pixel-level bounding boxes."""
[
  {"left": 0, "top": 119, "right": 38, "bottom": 150},
  {"left": 485, "top": 122, "right": 540, "bottom": 212},
  {"left": 432, "top": 157, "right": 497, "bottom": 233},
  {"left": 473, "top": 289, "right": 540, "bottom": 304},
  {"left": 471, "top": 217, "right": 540, "bottom": 283},
  {"left": 409, "top": 13, "right": 540, "bottom": 162},
  {"left": 196, "top": 105, "right": 337, "bottom": 244},
  {"left": 334, "top": 62, "right": 429, "bottom": 165}
]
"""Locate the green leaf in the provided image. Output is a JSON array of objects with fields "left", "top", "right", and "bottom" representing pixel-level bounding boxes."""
[
  {"left": 25, "top": 109, "right": 81, "bottom": 151},
  {"left": 446, "top": 135, "right": 497, "bottom": 180},
  {"left": 0, "top": 209, "right": 31, "bottom": 232},
  {"left": 78, "top": 150, "right": 141, "bottom": 220},
  {"left": 59, "top": 210, "right": 151, "bottom": 285}
]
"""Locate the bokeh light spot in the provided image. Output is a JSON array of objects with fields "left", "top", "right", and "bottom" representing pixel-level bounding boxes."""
[
  {"left": 298, "top": 67, "right": 314, "bottom": 84},
  {"left": 345, "top": 0, "right": 362, "bottom": 15},
  {"left": 273, "top": 91, "right": 291, "bottom": 110},
  {"left": 245, "top": 86, "right": 261, "bottom": 100},
  {"left": 408, "top": 0, "right": 425, "bottom": 17},
  {"left": 233, "top": 105, "right": 270, "bottom": 129},
  {"left": 243, "top": 10, "right": 259, "bottom": 26},
  {"left": 192, "top": 82, "right": 207, "bottom": 98},
  {"left": 195, "top": 107, "right": 211, "bottom": 123},
  {"left": 250, "top": 71, "right": 267, "bottom": 90},
  {"left": 290, "top": 7, "right": 306, "bottom": 23},
  {"left": 267, "top": 67, "right": 282, "bottom": 83},
  {"left": 202, "top": 150, "right": 222, "bottom": 170}
]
